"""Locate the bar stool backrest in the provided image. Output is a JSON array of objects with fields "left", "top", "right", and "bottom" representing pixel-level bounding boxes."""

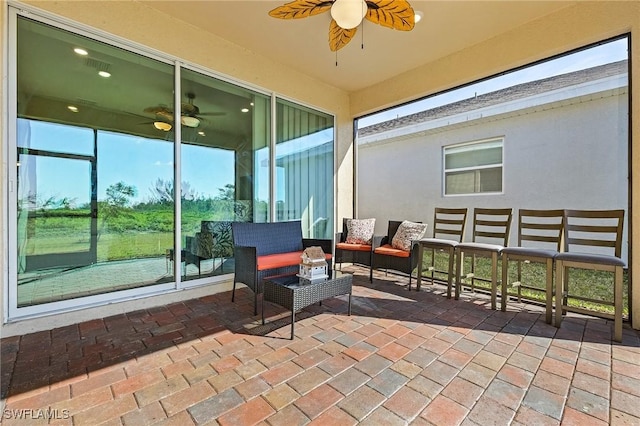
[
  {"left": 517, "top": 209, "right": 564, "bottom": 251},
  {"left": 562, "top": 209, "right": 625, "bottom": 258},
  {"left": 471, "top": 208, "right": 513, "bottom": 246},
  {"left": 432, "top": 207, "right": 468, "bottom": 242}
]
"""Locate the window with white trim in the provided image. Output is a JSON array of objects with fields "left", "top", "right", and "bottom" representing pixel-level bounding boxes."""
[{"left": 444, "top": 139, "right": 503, "bottom": 195}]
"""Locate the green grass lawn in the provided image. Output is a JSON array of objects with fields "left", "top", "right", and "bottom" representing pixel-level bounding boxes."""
[
  {"left": 98, "top": 232, "right": 174, "bottom": 261},
  {"left": 22, "top": 230, "right": 174, "bottom": 261},
  {"left": 420, "top": 250, "right": 629, "bottom": 317}
]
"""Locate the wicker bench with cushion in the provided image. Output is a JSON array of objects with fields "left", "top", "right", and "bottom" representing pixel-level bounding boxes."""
[{"left": 232, "top": 220, "right": 333, "bottom": 315}]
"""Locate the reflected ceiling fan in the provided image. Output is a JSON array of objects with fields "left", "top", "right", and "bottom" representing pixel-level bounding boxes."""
[
  {"left": 144, "top": 92, "right": 225, "bottom": 130},
  {"left": 269, "top": 0, "right": 416, "bottom": 51}
]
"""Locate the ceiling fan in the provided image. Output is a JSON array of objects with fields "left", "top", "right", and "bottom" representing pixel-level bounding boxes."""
[
  {"left": 269, "top": 0, "right": 416, "bottom": 51},
  {"left": 144, "top": 92, "right": 225, "bottom": 129}
]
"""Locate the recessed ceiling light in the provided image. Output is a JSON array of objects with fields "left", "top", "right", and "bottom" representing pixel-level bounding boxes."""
[
  {"left": 67, "top": 105, "right": 79, "bottom": 113},
  {"left": 74, "top": 47, "right": 88, "bottom": 56},
  {"left": 241, "top": 108, "right": 249, "bottom": 113},
  {"left": 98, "top": 71, "right": 111, "bottom": 78},
  {"left": 250, "top": 102, "right": 254, "bottom": 106},
  {"left": 198, "top": 131, "right": 205, "bottom": 136}
]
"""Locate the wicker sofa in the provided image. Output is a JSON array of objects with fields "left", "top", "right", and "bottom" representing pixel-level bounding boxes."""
[{"left": 232, "top": 220, "right": 333, "bottom": 315}]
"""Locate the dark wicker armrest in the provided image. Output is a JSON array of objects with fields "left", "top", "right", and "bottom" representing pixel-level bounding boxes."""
[
  {"left": 233, "top": 245, "right": 258, "bottom": 292},
  {"left": 303, "top": 238, "right": 333, "bottom": 255},
  {"left": 335, "top": 232, "right": 345, "bottom": 243}
]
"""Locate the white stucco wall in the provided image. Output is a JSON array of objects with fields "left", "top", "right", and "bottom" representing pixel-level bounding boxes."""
[{"left": 358, "top": 91, "right": 629, "bottom": 262}]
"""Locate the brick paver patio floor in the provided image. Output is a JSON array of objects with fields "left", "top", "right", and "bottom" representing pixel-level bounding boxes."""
[{"left": 1, "top": 265, "right": 639, "bottom": 425}]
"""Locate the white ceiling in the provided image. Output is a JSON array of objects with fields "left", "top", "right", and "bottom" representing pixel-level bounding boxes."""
[{"left": 142, "top": 1, "right": 574, "bottom": 92}]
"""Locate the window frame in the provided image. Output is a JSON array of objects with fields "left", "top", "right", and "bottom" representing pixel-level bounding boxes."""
[{"left": 442, "top": 137, "right": 505, "bottom": 197}]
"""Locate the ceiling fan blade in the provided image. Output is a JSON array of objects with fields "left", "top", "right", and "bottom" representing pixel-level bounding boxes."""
[
  {"left": 144, "top": 105, "right": 169, "bottom": 113},
  {"left": 197, "top": 112, "right": 226, "bottom": 116},
  {"left": 365, "top": 0, "right": 415, "bottom": 31},
  {"left": 329, "top": 20, "right": 357, "bottom": 51},
  {"left": 269, "top": 0, "right": 333, "bottom": 19},
  {"left": 181, "top": 102, "right": 199, "bottom": 115}
]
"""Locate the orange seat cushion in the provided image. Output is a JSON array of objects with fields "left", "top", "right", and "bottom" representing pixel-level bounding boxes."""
[
  {"left": 374, "top": 244, "right": 410, "bottom": 258},
  {"left": 336, "top": 242, "right": 372, "bottom": 252},
  {"left": 257, "top": 251, "right": 332, "bottom": 271}
]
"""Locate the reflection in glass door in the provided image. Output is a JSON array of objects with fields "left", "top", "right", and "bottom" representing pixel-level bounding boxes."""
[
  {"left": 14, "top": 16, "right": 175, "bottom": 308},
  {"left": 179, "top": 68, "right": 271, "bottom": 281},
  {"left": 17, "top": 140, "right": 95, "bottom": 271},
  {"left": 275, "top": 99, "right": 334, "bottom": 239},
  {"left": 10, "top": 11, "right": 335, "bottom": 315}
]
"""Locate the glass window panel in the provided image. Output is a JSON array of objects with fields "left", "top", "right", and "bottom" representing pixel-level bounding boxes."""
[
  {"left": 478, "top": 167, "right": 502, "bottom": 192},
  {"left": 275, "top": 99, "right": 334, "bottom": 239},
  {"left": 445, "top": 145, "right": 502, "bottom": 169},
  {"left": 18, "top": 120, "right": 94, "bottom": 156},
  {"left": 179, "top": 68, "right": 271, "bottom": 281},
  {"left": 16, "top": 16, "right": 175, "bottom": 306},
  {"left": 17, "top": 152, "right": 92, "bottom": 258},
  {"left": 445, "top": 170, "right": 475, "bottom": 195},
  {"left": 444, "top": 166, "right": 503, "bottom": 195}
]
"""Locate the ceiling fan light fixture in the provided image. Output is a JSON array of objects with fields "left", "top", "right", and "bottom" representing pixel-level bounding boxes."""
[
  {"left": 414, "top": 11, "right": 423, "bottom": 23},
  {"left": 330, "top": 0, "right": 367, "bottom": 29},
  {"left": 270, "top": 0, "right": 415, "bottom": 51},
  {"left": 181, "top": 116, "right": 200, "bottom": 128},
  {"left": 154, "top": 121, "right": 172, "bottom": 131}
]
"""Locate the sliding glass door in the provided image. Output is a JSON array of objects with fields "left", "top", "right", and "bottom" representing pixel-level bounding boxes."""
[
  {"left": 8, "top": 9, "right": 335, "bottom": 318},
  {"left": 14, "top": 16, "right": 176, "bottom": 308},
  {"left": 179, "top": 68, "right": 271, "bottom": 281}
]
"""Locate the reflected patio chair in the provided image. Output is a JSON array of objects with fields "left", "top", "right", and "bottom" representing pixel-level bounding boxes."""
[
  {"left": 415, "top": 208, "right": 468, "bottom": 298},
  {"left": 554, "top": 209, "right": 625, "bottom": 342},
  {"left": 201, "top": 221, "right": 234, "bottom": 273},
  {"left": 455, "top": 208, "right": 513, "bottom": 310},
  {"left": 500, "top": 209, "right": 564, "bottom": 323}
]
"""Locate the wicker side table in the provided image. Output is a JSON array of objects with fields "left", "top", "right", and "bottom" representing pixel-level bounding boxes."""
[{"left": 262, "top": 271, "right": 353, "bottom": 340}]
